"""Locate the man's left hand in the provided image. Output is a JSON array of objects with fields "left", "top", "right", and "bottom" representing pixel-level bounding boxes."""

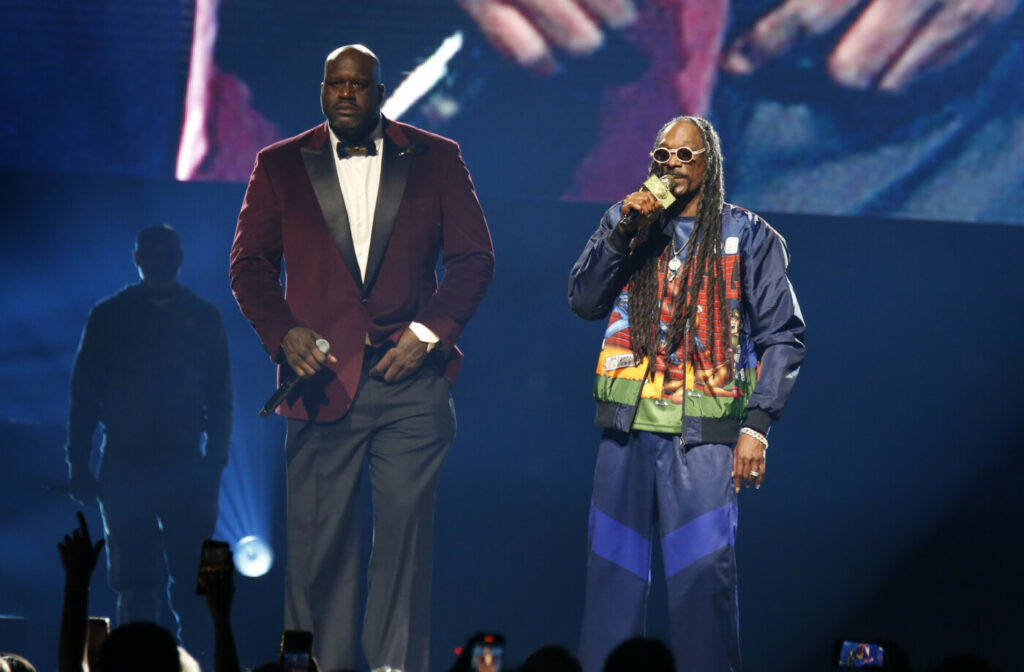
[
  {"left": 368, "top": 328, "right": 430, "bottom": 383},
  {"left": 731, "top": 432, "right": 766, "bottom": 492}
]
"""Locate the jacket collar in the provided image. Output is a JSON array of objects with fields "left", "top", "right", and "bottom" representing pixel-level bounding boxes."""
[{"left": 301, "top": 117, "right": 413, "bottom": 296}]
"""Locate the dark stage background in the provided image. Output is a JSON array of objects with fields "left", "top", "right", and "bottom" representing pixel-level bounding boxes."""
[
  {"left": 2, "top": 0, "right": 1024, "bottom": 670},
  {"left": 3, "top": 173, "right": 1023, "bottom": 671}
]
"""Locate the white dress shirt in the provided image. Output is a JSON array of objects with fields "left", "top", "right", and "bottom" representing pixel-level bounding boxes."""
[
  {"left": 330, "top": 123, "right": 383, "bottom": 281},
  {"left": 329, "top": 123, "right": 438, "bottom": 349}
]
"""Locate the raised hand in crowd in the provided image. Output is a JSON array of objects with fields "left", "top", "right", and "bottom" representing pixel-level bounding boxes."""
[
  {"left": 199, "top": 546, "right": 241, "bottom": 672},
  {"left": 57, "top": 512, "right": 105, "bottom": 672}
]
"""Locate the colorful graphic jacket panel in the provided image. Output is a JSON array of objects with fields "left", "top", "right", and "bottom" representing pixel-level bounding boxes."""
[{"left": 569, "top": 202, "right": 805, "bottom": 444}]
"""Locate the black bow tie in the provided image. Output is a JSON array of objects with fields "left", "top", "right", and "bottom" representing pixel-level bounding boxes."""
[{"left": 337, "top": 138, "right": 377, "bottom": 158}]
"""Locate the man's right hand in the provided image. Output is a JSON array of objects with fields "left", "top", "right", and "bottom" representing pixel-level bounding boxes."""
[
  {"left": 281, "top": 327, "right": 337, "bottom": 378},
  {"left": 58, "top": 511, "right": 105, "bottom": 588},
  {"left": 619, "top": 190, "right": 662, "bottom": 234}
]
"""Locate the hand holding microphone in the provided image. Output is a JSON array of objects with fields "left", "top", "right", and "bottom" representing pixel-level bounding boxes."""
[
  {"left": 260, "top": 329, "right": 335, "bottom": 418},
  {"left": 281, "top": 327, "right": 336, "bottom": 378},
  {"left": 617, "top": 174, "right": 677, "bottom": 234}
]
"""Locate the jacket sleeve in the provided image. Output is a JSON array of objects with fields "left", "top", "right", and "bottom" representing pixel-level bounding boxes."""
[
  {"left": 229, "top": 151, "right": 303, "bottom": 361},
  {"left": 65, "top": 306, "right": 106, "bottom": 475},
  {"left": 201, "top": 308, "right": 233, "bottom": 471},
  {"left": 568, "top": 204, "right": 637, "bottom": 321},
  {"left": 740, "top": 213, "right": 807, "bottom": 434},
  {"left": 412, "top": 142, "right": 495, "bottom": 352}
]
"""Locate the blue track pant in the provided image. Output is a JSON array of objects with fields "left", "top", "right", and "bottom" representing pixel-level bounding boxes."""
[{"left": 579, "top": 430, "right": 741, "bottom": 672}]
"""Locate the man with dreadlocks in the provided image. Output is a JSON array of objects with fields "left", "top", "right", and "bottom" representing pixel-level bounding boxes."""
[{"left": 569, "top": 116, "right": 805, "bottom": 671}]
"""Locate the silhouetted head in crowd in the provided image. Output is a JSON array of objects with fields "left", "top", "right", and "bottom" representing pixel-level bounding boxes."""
[
  {"left": 520, "top": 644, "right": 582, "bottom": 672},
  {"left": 602, "top": 637, "right": 675, "bottom": 672},
  {"left": 134, "top": 224, "right": 183, "bottom": 289},
  {"left": 926, "top": 653, "right": 1004, "bottom": 672},
  {"left": 98, "top": 622, "right": 179, "bottom": 672},
  {"left": 0, "top": 654, "right": 35, "bottom": 672}
]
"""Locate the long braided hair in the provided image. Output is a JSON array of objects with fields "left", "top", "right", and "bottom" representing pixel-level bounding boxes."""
[{"left": 626, "top": 116, "right": 728, "bottom": 370}]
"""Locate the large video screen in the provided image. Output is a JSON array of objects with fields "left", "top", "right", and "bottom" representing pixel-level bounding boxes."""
[{"left": 3, "top": 0, "right": 1023, "bottom": 224}]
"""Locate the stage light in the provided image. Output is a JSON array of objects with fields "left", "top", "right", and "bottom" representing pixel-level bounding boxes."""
[
  {"left": 233, "top": 535, "right": 274, "bottom": 577},
  {"left": 214, "top": 424, "right": 279, "bottom": 581}
]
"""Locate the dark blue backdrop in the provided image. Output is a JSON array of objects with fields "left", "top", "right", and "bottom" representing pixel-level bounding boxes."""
[
  {"left": 3, "top": 0, "right": 1024, "bottom": 668},
  {"left": 2, "top": 168, "right": 1022, "bottom": 671}
]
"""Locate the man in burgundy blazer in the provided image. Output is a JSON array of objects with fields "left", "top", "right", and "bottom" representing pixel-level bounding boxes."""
[{"left": 229, "top": 45, "right": 494, "bottom": 672}]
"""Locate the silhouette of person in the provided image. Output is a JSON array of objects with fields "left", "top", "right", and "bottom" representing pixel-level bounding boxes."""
[{"left": 65, "top": 223, "right": 232, "bottom": 659}]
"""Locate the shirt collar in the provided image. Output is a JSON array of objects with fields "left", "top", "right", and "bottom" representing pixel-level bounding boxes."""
[{"left": 329, "top": 120, "right": 384, "bottom": 152}]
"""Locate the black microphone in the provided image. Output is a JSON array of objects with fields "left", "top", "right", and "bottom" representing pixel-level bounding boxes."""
[
  {"left": 259, "top": 338, "right": 331, "bottom": 418},
  {"left": 616, "top": 207, "right": 643, "bottom": 232}
]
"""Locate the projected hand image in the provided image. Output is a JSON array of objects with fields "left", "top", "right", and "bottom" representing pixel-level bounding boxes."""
[
  {"left": 449, "top": 0, "right": 1024, "bottom": 220},
  {"left": 455, "top": 0, "right": 639, "bottom": 73},
  {"left": 7, "top": 0, "right": 1022, "bottom": 222},
  {"left": 459, "top": 0, "right": 1020, "bottom": 92},
  {"left": 721, "top": 0, "right": 1021, "bottom": 91}
]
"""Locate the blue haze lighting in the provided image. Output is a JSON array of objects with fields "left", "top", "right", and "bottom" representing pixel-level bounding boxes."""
[{"left": 213, "top": 419, "right": 280, "bottom": 582}]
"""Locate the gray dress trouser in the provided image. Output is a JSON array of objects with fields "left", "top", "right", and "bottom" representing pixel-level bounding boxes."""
[{"left": 284, "top": 350, "right": 456, "bottom": 672}]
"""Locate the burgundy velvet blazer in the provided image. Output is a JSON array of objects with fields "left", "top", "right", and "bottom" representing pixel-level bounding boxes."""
[{"left": 230, "top": 119, "right": 494, "bottom": 422}]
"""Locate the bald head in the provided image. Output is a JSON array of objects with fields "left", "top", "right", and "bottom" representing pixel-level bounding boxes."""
[
  {"left": 321, "top": 45, "right": 385, "bottom": 141},
  {"left": 324, "top": 44, "right": 381, "bottom": 82}
]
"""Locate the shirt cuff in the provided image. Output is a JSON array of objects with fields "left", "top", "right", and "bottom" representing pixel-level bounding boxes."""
[{"left": 408, "top": 321, "right": 440, "bottom": 352}]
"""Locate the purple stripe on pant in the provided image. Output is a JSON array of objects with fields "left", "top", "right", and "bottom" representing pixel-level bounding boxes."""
[{"left": 579, "top": 430, "right": 742, "bottom": 672}]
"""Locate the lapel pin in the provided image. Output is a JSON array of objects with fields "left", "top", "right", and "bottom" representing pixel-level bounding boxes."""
[{"left": 397, "top": 143, "right": 427, "bottom": 157}]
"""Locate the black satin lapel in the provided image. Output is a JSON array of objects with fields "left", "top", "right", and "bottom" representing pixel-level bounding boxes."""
[
  {"left": 301, "top": 143, "right": 362, "bottom": 289},
  {"left": 362, "top": 135, "right": 411, "bottom": 297}
]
